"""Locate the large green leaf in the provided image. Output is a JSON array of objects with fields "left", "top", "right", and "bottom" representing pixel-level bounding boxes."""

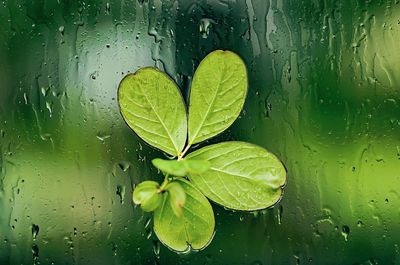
[
  {"left": 118, "top": 68, "right": 187, "bottom": 156},
  {"left": 186, "top": 142, "right": 286, "bottom": 211},
  {"left": 188, "top": 50, "right": 248, "bottom": 145},
  {"left": 153, "top": 179, "right": 215, "bottom": 252}
]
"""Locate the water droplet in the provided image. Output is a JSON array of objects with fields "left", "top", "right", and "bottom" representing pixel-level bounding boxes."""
[
  {"left": 277, "top": 205, "right": 283, "bottom": 225},
  {"left": 341, "top": 225, "right": 350, "bottom": 241},
  {"left": 46, "top": 101, "right": 53, "bottom": 117},
  {"left": 32, "top": 224, "right": 39, "bottom": 240},
  {"left": 199, "top": 18, "right": 214, "bottom": 38},
  {"left": 32, "top": 244, "right": 39, "bottom": 264},
  {"left": 116, "top": 185, "right": 125, "bottom": 204},
  {"left": 96, "top": 132, "right": 110, "bottom": 141},
  {"left": 152, "top": 240, "right": 160, "bottom": 256},
  {"left": 112, "top": 243, "right": 117, "bottom": 256},
  {"left": 146, "top": 229, "right": 152, "bottom": 239},
  {"left": 264, "top": 100, "right": 272, "bottom": 118},
  {"left": 23, "top": 92, "right": 28, "bottom": 104},
  {"left": 58, "top": 26, "right": 64, "bottom": 35},
  {"left": 118, "top": 161, "right": 130, "bottom": 172},
  {"left": 396, "top": 146, "right": 400, "bottom": 159},
  {"left": 144, "top": 217, "right": 152, "bottom": 229}
]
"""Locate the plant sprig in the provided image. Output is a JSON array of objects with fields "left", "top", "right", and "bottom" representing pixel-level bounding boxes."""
[{"left": 118, "top": 50, "right": 287, "bottom": 252}]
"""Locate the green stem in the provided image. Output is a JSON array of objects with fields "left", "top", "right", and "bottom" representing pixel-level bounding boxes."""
[
  {"left": 178, "top": 144, "right": 191, "bottom": 160},
  {"left": 159, "top": 174, "right": 170, "bottom": 191}
]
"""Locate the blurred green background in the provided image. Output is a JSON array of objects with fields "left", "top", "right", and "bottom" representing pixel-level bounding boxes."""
[{"left": 0, "top": 0, "right": 399, "bottom": 264}]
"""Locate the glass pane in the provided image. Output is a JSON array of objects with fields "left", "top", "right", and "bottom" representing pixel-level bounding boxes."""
[{"left": 1, "top": 0, "right": 399, "bottom": 264}]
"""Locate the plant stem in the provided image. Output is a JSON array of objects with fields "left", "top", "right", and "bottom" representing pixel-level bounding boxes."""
[
  {"left": 159, "top": 174, "right": 170, "bottom": 191},
  {"left": 178, "top": 144, "right": 191, "bottom": 160}
]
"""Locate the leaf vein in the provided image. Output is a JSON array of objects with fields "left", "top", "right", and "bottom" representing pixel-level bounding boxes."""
[{"left": 139, "top": 78, "right": 180, "bottom": 154}]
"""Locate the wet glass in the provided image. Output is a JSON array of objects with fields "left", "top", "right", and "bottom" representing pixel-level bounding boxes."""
[{"left": 1, "top": 0, "right": 400, "bottom": 264}]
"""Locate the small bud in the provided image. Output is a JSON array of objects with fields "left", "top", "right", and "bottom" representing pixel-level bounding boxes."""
[{"left": 132, "top": 181, "right": 162, "bottom": 212}]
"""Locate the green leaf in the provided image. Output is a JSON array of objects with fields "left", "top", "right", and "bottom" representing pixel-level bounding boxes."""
[
  {"left": 186, "top": 141, "right": 286, "bottom": 211},
  {"left": 152, "top": 158, "right": 187, "bottom": 176},
  {"left": 152, "top": 158, "right": 211, "bottom": 177},
  {"left": 188, "top": 50, "right": 248, "bottom": 145},
  {"left": 132, "top": 181, "right": 162, "bottom": 212},
  {"left": 118, "top": 68, "right": 187, "bottom": 156},
  {"left": 165, "top": 182, "right": 186, "bottom": 217},
  {"left": 184, "top": 159, "right": 211, "bottom": 174},
  {"left": 154, "top": 179, "right": 215, "bottom": 252}
]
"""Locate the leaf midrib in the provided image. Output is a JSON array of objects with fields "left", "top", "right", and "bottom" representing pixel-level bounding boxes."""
[
  {"left": 206, "top": 167, "right": 277, "bottom": 189},
  {"left": 189, "top": 60, "right": 226, "bottom": 145},
  {"left": 139, "top": 78, "right": 180, "bottom": 154}
]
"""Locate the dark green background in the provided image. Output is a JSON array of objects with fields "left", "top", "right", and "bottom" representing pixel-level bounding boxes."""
[{"left": 1, "top": 0, "right": 399, "bottom": 264}]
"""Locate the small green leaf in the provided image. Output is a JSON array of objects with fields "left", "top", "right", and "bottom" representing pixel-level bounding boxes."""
[
  {"left": 183, "top": 159, "right": 211, "bottom": 174},
  {"left": 188, "top": 50, "right": 248, "bottom": 145},
  {"left": 118, "top": 68, "right": 187, "bottom": 156},
  {"left": 152, "top": 158, "right": 210, "bottom": 177},
  {"left": 152, "top": 158, "right": 187, "bottom": 176},
  {"left": 186, "top": 141, "right": 286, "bottom": 211},
  {"left": 132, "top": 181, "right": 162, "bottom": 212},
  {"left": 165, "top": 182, "right": 186, "bottom": 217},
  {"left": 154, "top": 179, "right": 215, "bottom": 252}
]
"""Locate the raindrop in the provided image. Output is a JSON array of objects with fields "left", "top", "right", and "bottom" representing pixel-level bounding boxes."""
[
  {"left": 116, "top": 185, "right": 125, "bottom": 204},
  {"left": 32, "top": 244, "right": 39, "bottom": 265},
  {"left": 23, "top": 92, "right": 28, "bottom": 104},
  {"left": 32, "top": 224, "right": 39, "bottom": 240},
  {"left": 46, "top": 101, "right": 53, "bottom": 117},
  {"left": 96, "top": 132, "right": 110, "bottom": 141},
  {"left": 146, "top": 229, "right": 152, "bottom": 239},
  {"left": 144, "top": 217, "right": 152, "bottom": 229},
  {"left": 264, "top": 100, "right": 272, "bottom": 118},
  {"left": 277, "top": 205, "right": 283, "bottom": 225},
  {"left": 341, "top": 225, "right": 350, "bottom": 241},
  {"left": 112, "top": 243, "right": 117, "bottom": 256},
  {"left": 58, "top": 26, "right": 64, "bottom": 35},
  {"left": 199, "top": 18, "right": 214, "bottom": 38},
  {"left": 153, "top": 240, "right": 160, "bottom": 256},
  {"left": 397, "top": 146, "right": 400, "bottom": 159},
  {"left": 118, "top": 161, "right": 130, "bottom": 172}
]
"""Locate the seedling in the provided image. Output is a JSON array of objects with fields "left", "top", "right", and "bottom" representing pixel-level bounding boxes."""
[{"left": 118, "top": 50, "right": 286, "bottom": 252}]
